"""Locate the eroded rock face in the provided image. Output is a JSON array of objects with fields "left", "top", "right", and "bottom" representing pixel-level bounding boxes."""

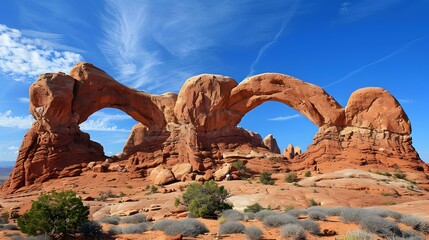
[
  {"left": 2, "top": 62, "right": 428, "bottom": 193},
  {"left": 263, "top": 134, "right": 280, "bottom": 154}
]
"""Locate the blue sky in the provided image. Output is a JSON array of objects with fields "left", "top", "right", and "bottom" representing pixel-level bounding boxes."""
[{"left": 0, "top": 0, "right": 428, "bottom": 165}]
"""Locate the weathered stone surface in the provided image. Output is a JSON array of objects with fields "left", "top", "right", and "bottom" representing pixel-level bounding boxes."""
[
  {"left": 171, "top": 163, "right": 193, "bottom": 180},
  {"left": 214, "top": 163, "right": 232, "bottom": 181},
  {"left": 2, "top": 63, "right": 428, "bottom": 193},
  {"left": 283, "top": 144, "right": 295, "bottom": 159},
  {"left": 150, "top": 165, "right": 175, "bottom": 186},
  {"left": 263, "top": 134, "right": 280, "bottom": 154}
]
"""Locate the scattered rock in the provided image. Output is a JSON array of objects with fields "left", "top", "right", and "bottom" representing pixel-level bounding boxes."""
[
  {"left": 171, "top": 163, "right": 193, "bottom": 180},
  {"left": 214, "top": 163, "right": 232, "bottom": 181}
]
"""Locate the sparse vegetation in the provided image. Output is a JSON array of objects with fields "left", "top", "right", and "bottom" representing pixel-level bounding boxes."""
[
  {"left": 80, "top": 221, "right": 103, "bottom": 239},
  {"left": 151, "top": 219, "right": 176, "bottom": 231},
  {"left": 307, "top": 198, "right": 319, "bottom": 207},
  {"left": 255, "top": 210, "right": 279, "bottom": 221},
  {"left": 285, "top": 172, "right": 299, "bottom": 183},
  {"left": 219, "top": 221, "right": 245, "bottom": 235},
  {"left": 0, "top": 212, "right": 8, "bottom": 224},
  {"left": 260, "top": 171, "right": 275, "bottom": 185},
  {"left": 232, "top": 160, "right": 252, "bottom": 178},
  {"left": 108, "top": 225, "right": 122, "bottom": 235},
  {"left": 263, "top": 214, "right": 298, "bottom": 227},
  {"left": 175, "top": 180, "right": 233, "bottom": 218},
  {"left": 343, "top": 230, "right": 374, "bottom": 240},
  {"left": 307, "top": 210, "right": 326, "bottom": 221},
  {"left": 279, "top": 224, "right": 306, "bottom": 240},
  {"left": 17, "top": 190, "right": 89, "bottom": 240},
  {"left": 244, "top": 226, "right": 263, "bottom": 240},
  {"left": 96, "top": 190, "right": 123, "bottom": 201},
  {"left": 400, "top": 215, "right": 429, "bottom": 234},
  {"left": 299, "top": 219, "right": 320, "bottom": 235},
  {"left": 119, "top": 213, "right": 146, "bottom": 224},
  {"left": 121, "top": 223, "right": 150, "bottom": 234},
  {"left": 244, "top": 203, "right": 265, "bottom": 213},
  {"left": 221, "top": 209, "right": 244, "bottom": 221},
  {"left": 163, "top": 219, "right": 208, "bottom": 237},
  {"left": 359, "top": 215, "right": 402, "bottom": 237},
  {"left": 97, "top": 216, "right": 120, "bottom": 225},
  {"left": 304, "top": 171, "right": 312, "bottom": 177}
]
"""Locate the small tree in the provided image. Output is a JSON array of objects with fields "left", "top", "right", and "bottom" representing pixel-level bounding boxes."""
[
  {"left": 244, "top": 203, "right": 265, "bottom": 213},
  {"left": 260, "top": 172, "right": 275, "bottom": 185},
  {"left": 175, "top": 180, "right": 233, "bottom": 218},
  {"left": 18, "top": 190, "right": 89, "bottom": 239}
]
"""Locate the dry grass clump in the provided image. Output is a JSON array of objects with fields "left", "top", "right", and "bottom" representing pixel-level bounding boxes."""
[{"left": 219, "top": 221, "right": 245, "bottom": 235}]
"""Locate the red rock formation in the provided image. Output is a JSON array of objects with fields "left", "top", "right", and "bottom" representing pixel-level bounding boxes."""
[
  {"left": 263, "top": 134, "right": 281, "bottom": 154},
  {"left": 2, "top": 63, "right": 428, "bottom": 193}
]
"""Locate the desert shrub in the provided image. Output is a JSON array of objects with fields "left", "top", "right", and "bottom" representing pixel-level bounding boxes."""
[
  {"left": 304, "top": 171, "right": 312, "bottom": 177},
  {"left": 164, "top": 218, "right": 208, "bottom": 237},
  {"left": 121, "top": 223, "right": 150, "bottom": 234},
  {"left": 365, "top": 208, "right": 401, "bottom": 221},
  {"left": 17, "top": 190, "right": 89, "bottom": 239},
  {"left": 12, "top": 236, "right": 52, "bottom": 240},
  {"left": 221, "top": 209, "right": 244, "bottom": 221},
  {"left": 232, "top": 160, "right": 251, "bottom": 178},
  {"left": 152, "top": 219, "right": 176, "bottom": 231},
  {"left": 400, "top": 215, "right": 429, "bottom": 234},
  {"left": 243, "top": 212, "right": 255, "bottom": 221},
  {"left": 343, "top": 230, "right": 374, "bottom": 240},
  {"left": 176, "top": 180, "right": 232, "bottom": 218},
  {"left": 244, "top": 226, "right": 263, "bottom": 240},
  {"left": 119, "top": 213, "right": 146, "bottom": 224},
  {"left": 0, "top": 224, "right": 18, "bottom": 230},
  {"left": 279, "top": 224, "right": 306, "bottom": 240},
  {"left": 285, "top": 172, "right": 299, "bottom": 183},
  {"left": 324, "top": 207, "right": 345, "bottom": 216},
  {"left": 80, "top": 221, "right": 103, "bottom": 239},
  {"left": 96, "top": 190, "right": 120, "bottom": 201},
  {"left": 219, "top": 221, "right": 245, "bottom": 235},
  {"left": 299, "top": 219, "right": 320, "bottom": 235},
  {"left": 244, "top": 203, "right": 265, "bottom": 213},
  {"left": 255, "top": 209, "right": 279, "bottom": 221},
  {"left": 359, "top": 215, "right": 402, "bottom": 237},
  {"left": 307, "top": 210, "right": 326, "bottom": 221},
  {"left": 307, "top": 198, "right": 318, "bottom": 207},
  {"left": 263, "top": 214, "right": 298, "bottom": 227},
  {"left": 0, "top": 212, "right": 8, "bottom": 224},
  {"left": 285, "top": 209, "right": 306, "bottom": 217},
  {"left": 340, "top": 208, "right": 367, "bottom": 223},
  {"left": 108, "top": 225, "right": 122, "bottom": 235},
  {"left": 260, "top": 172, "right": 275, "bottom": 185},
  {"left": 97, "top": 216, "right": 120, "bottom": 225},
  {"left": 401, "top": 229, "right": 426, "bottom": 240}
]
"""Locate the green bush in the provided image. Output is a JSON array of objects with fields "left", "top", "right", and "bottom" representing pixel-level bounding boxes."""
[
  {"left": 175, "top": 180, "right": 233, "bottom": 218},
  {"left": 18, "top": 190, "right": 89, "bottom": 240},
  {"left": 285, "top": 172, "right": 299, "bottom": 183},
  {"left": 260, "top": 172, "right": 275, "bottom": 185},
  {"left": 244, "top": 203, "right": 265, "bottom": 213},
  {"left": 232, "top": 160, "right": 251, "bottom": 178},
  {"left": 304, "top": 171, "right": 311, "bottom": 177}
]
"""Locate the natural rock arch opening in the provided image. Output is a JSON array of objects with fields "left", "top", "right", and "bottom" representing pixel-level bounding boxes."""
[
  {"left": 237, "top": 101, "right": 318, "bottom": 157},
  {"left": 79, "top": 108, "right": 137, "bottom": 157}
]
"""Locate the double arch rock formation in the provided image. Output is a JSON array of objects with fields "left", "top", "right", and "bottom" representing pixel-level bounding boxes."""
[{"left": 2, "top": 62, "right": 428, "bottom": 193}]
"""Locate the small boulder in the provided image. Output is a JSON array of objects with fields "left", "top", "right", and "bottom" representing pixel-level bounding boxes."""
[
  {"left": 214, "top": 163, "right": 231, "bottom": 181},
  {"left": 172, "top": 163, "right": 193, "bottom": 180}
]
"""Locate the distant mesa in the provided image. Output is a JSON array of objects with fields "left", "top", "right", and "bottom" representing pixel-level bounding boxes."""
[{"left": 1, "top": 62, "right": 428, "bottom": 193}]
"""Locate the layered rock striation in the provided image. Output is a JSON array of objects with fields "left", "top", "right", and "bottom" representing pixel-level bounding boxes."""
[{"left": 2, "top": 63, "right": 428, "bottom": 193}]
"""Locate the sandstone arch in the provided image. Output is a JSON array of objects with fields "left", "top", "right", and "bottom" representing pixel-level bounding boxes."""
[
  {"left": 226, "top": 73, "right": 345, "bottom": 128},
  {"left": 2, "top": 63, "right": 428, "bottom": 193},
  {"left": 69, "top": 63, "right": 166, "bottom": 129}
]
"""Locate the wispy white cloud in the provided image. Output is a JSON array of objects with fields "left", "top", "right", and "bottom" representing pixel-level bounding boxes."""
[
  {"left": 7, "top": 146, "right": 19, "bottom": 150},
  {"left": 398, "top": 98, "right": 414, "bottom": 104},
  {"left": 80, "top": 111, "right": 131, "bottom": 132},
  {"left": 323, "top": 37, "right": 422, "bottom": 88},
  {"left": 268, "top": 114, "right": 302, "bottom": 121},
  {"left": 337, "top": 0, "right": 403, "bottom": 23},
  {"left": 0, "top": 110, "right": 33, "bottom": 129},
  {"left": 80, "top": 119, "right": 130, "bottom": 132},
  {"left": 18, "top": 97, "right": 30, "bottom": 103},
  {"left": 100, "top": 0, "right": 297, "bottom": 93},
  {"left": 0, "top": 24, "right": 83, "bottom": 82},
  {"left": 248, "top": 1, "right": 299, "bottom": 76}
]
